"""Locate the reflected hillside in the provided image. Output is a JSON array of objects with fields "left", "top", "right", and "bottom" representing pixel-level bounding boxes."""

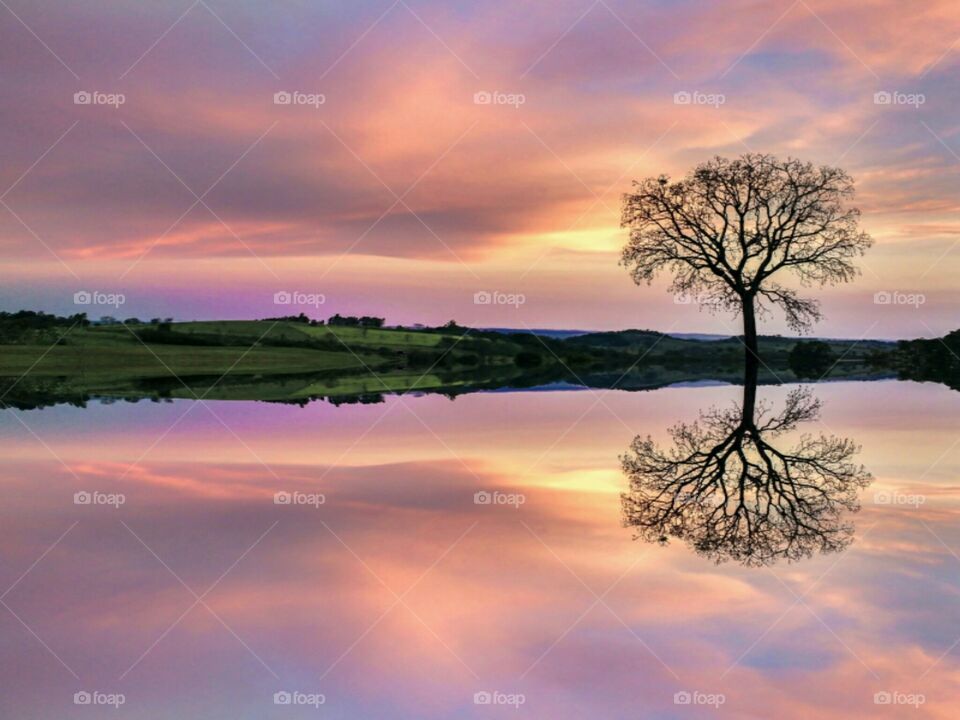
[{"left": 0, "top": 360, "right": 893, "bottom": 411}]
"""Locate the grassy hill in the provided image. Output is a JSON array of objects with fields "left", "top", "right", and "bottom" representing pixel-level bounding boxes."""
[
  {"left": 0, "top": 311, "right": 907, "bottom": 409},
  {"left": 0, "top": 315, "right": 539, "bottom": 388}
]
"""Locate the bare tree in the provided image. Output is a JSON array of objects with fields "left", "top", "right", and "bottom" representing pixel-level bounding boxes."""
[
  {"left": 620, "top": 370, "right": 872, "bottom": 566},
  {"left": 621, "top": 154, "right": 872, "bottom": 373}
]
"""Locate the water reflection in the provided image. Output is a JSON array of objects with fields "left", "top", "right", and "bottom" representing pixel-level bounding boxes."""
[
  {"left": 4, "top": 380, "right": 960, "bottom": 718},
  {"left": 621, "top": 366, "right": 872, "bottom": 566}
]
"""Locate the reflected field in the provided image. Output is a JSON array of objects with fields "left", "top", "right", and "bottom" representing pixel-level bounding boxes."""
[{"left": 1, "top": 381, "right": 959, "bottom": 718}]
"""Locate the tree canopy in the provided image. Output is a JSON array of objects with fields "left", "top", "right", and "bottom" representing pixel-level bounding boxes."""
[{"left": 621, "top": 154, "right": 872, "bottom": 334}]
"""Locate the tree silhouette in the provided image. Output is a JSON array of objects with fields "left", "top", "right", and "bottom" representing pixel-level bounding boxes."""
[
  {"left": 620, "top": 367, "right": 871, "bottom": 566},
  {"left": 621, "top": 154, "right": 872, "bottom": 374}
]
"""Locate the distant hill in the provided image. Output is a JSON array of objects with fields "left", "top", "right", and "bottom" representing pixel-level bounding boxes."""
[
  {"left": 486, "top": 328, "right": 731, "bottom": 341},
  {"left": 481, "top": 328, "right": 592, "bottom": 339},
  {"left": 563, "top": 329, "right": 896, "bottom": 361},
  {"left": 668, "top": 332, "right": 731, "bottom": 341},
  {"left": 485, "top": 328, "right": 896, "bottom": 346}
]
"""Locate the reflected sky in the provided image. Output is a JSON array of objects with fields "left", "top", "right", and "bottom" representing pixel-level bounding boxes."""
[{"left": 2, "top": 381, "right": 960, "bottom": 718}]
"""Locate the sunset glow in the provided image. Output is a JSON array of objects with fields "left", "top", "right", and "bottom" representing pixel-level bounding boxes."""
[{"left": 3, "top": 1, "right": 960, "bottom": 335}]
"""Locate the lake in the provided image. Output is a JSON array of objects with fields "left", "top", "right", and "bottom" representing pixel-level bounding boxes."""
[{"left": 1, "top": 378, "right": 957, "bottom": 718}]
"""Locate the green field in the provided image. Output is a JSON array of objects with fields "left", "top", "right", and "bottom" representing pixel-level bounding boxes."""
[
  {"left": 171, "top": 320, "right": 449, "bottom": 348},
  {"left": 0, "top": 325, "right": 379, "bottom": 379},
  {"left": 0, "top": 315, "right": 901, "bottom": 409},
  {"left": 0, "top": 319, "right": 534, "bottom": 407},
  {"left": 0, "top": 319, "right": 489, "bottom": 374}
]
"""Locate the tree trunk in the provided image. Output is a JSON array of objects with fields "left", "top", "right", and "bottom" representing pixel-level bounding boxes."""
[{"left": 742, "top": 295, "right": 759, "bottom": 424}]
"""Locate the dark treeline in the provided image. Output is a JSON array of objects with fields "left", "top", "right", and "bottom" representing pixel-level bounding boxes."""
[
  {"left": 892, "top": 331, "right": 960, "bottom": 389},
  {"left": 0, "top": 310, "right": 90, "bottom": 343},
  {"left": 261, "top": 313, "right": 385, "bottom": 328}
]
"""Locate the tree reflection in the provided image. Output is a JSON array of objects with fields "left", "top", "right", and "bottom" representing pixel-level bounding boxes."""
[{"left": 621, "top": 368, "right": 871, "bottom": 566}]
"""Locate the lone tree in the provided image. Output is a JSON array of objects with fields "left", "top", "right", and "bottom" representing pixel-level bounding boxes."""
[{"left": 621, "top": 154, "right": 872, "bottom": 376}]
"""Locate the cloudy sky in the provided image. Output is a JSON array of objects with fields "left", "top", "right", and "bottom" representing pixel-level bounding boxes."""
[{"left": 2, "top": 0, "right": 959, "bottom": 337}]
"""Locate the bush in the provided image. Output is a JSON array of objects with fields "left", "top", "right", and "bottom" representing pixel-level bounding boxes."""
[
  {"left": 515, "top": 351, "right": 543, "bottom": 368},
  {"left": 788, "top": 340, "right": 836, "bottom": 378}
]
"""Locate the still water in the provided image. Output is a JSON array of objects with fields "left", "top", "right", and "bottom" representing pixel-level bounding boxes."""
[{"left": 1, "top": 379, "right": 958, "bottom": 718}]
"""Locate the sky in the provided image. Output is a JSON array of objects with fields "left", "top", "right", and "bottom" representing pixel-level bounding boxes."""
[{"left": 2, "top": 0, "right": 960, "bottom": 338}]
